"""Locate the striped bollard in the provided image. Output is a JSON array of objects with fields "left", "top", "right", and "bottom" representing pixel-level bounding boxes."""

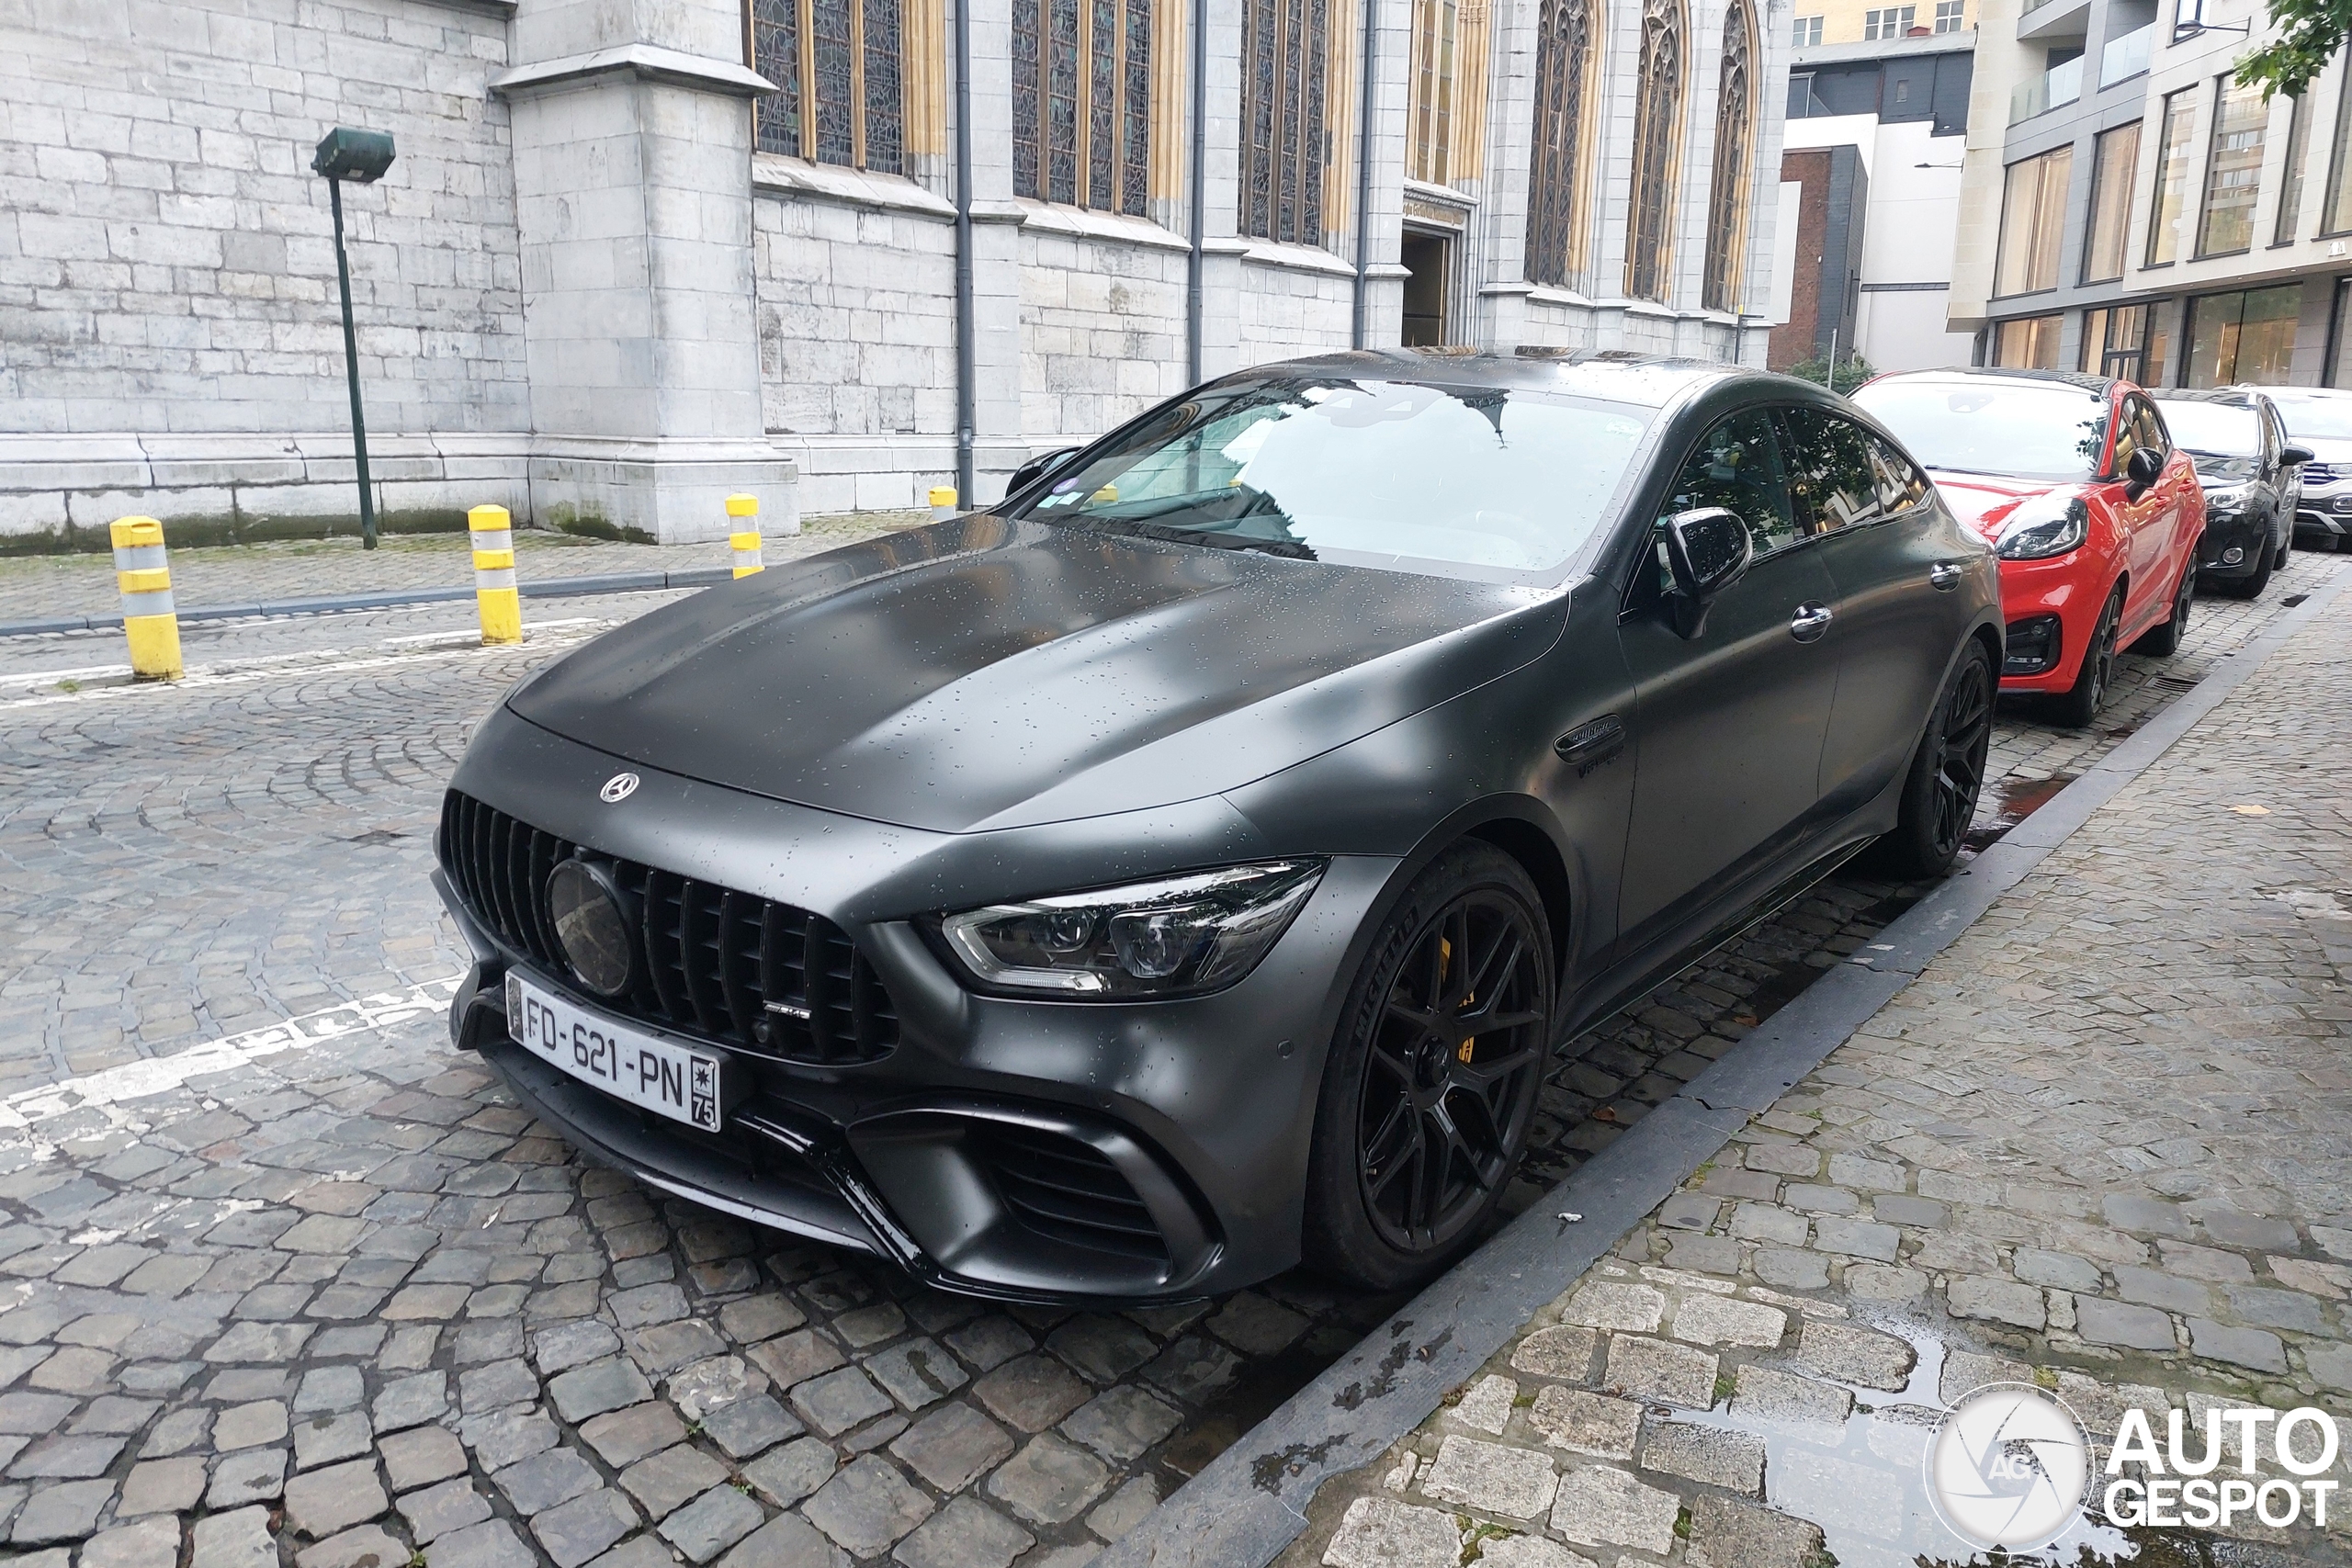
[
  {"left": 928, "top": 485, "right": 958, "bottom": 523},
  {"left": 469, "top": 504, "right": 522, "bottom": 645},
  {"left": 727, "top": 493, "right": 763, "bottom": 577},
  {"left": 111, "top": 516, "right": 182, "bottom": 681}
]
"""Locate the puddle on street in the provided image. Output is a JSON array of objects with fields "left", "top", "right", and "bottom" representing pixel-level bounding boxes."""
[
  {"left": 1962, "top": 773, "right": 2079, "bottom": 854},
  {"left": 1159, "top": 1341, "right": 1355, "bottom": 1479},
  {"left": 1660, "top": 1320, "right": 2165, "bottom": 1568}
]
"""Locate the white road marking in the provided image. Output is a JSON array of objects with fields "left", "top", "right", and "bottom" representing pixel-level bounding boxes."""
[{"left": 0, "top": 975, "right": 467, "bottom": 1158}]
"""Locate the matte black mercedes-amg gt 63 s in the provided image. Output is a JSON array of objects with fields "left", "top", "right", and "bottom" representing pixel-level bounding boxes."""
[{"left": 435, "top": 351, "right": 2000, "bottom": 1303}]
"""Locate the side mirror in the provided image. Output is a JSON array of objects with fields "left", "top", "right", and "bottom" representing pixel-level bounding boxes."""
[
  {"left": 1008, "top": 446, "right": 1082, "bottom": 498},
  {"left": 2123, "top": 446, "right": 2165, "bottom": 494},
  {"left": 2280, "top": 443, "right": 2314, "bottom": 467},
  {"left": 1661, "top": 507, "right": 1753, "bottom": 639}
]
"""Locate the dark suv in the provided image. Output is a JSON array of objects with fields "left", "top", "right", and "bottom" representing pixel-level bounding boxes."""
[{"left": 2151, "top": 388, "right": 2307, "bottom": 600}]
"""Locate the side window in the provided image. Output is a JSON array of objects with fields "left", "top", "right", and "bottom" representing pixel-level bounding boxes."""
[
  {"left": 1869, "top": 436, "right": 1933, "bottom": 513},
  {"left": 2130, "top": 396, "right": 2169, "bottom": 461},
  {"left": 2108, "top": 399, "right": 2139, "bottom": 478},
  {"left": 1781, "top": 408, "right": 1885, "bottom": 534},
  {"left": 1640, "top": 411, "right": 1800, "bottom": 597}
]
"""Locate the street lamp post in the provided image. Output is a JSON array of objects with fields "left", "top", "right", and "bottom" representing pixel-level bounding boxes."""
[{"left": 311, "top": 128, "right": 397, "bottom": 550}]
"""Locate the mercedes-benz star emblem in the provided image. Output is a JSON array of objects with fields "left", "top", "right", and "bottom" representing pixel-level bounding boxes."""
[{"left": 600, "top": 773, "right": 639, "bottom": 804}]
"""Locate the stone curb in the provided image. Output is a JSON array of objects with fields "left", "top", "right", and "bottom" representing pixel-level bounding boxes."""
[
  {"left": 1102, "top": 571, "right": 2352, "bottom": 1568},
  {"left": 0, "top": 568, "right": 734, "bottom": 638}
]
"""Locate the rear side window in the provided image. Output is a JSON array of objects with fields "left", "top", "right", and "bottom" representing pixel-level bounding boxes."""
[
  {"left": 1781, "top": 408, "right": 1885, "bottom": 534},
  {"left": 1870, "top": 437, "right": 1933, "bottom": 513}
]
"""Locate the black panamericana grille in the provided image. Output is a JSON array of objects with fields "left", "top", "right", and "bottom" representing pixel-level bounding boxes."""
[
  {"left": 974, "top": 1123, "right": 1170, "bottom": 1264},
  {"left": 438, "top": 790, "right": 899, "bottom": 1066}
]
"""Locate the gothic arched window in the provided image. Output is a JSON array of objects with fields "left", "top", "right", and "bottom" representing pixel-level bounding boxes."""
[
  {"left": 1702, "top": 0, "right": 1756, "bottom": 310},
  {"left": 1624, "top": 0, "right": 1684, "bottom": 301},
  {"left": 1238, "top": 0, "right": 1329, "bottom": 242},
  {"left": 1012, "top": 0, "right": 1153, "bottom": 211},
  {"left": 752, "top": 0, "right": 907, "bottom": 172},
  {"left": 1525, "top": 0, "right": 1597, "bottom": 286}
]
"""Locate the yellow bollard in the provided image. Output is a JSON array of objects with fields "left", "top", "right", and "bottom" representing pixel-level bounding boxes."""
[
  {"left": 727, "top": 493, "right": 763, "bottom": 577},
  {"left": 928, "top": 485, "right": 958, "bottom": 524},
  {"left": 469, "top": 504, "right": 522, "bottom": 645},
  {"left": 111, "top": 516, "right": 183, "bottom": 681}
]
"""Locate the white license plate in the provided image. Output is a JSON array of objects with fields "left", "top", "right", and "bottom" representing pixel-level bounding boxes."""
[{"left": 505, "top": 970, "right": 728, "bottom": 1133}]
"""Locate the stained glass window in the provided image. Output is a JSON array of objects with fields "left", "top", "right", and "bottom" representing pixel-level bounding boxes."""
[
  {"left": 1012, "top": 0, "right": 1153, "bottom": 212},
  {"left": 1525, "top": 0, "right": 1593, "bottom": 286},
  {"left": 1701, "top": 0, "right": 1753, "bottom": 311},
  {"left": 750, "top": 0, "right": 904, "bottom": 172},
  {"left": 1409, "top": 0, "right": 1461, "bottom": 185},
  {"left": 1239, "top": 0, "right": 1328, "bottom": 243},
  {"left": 1625, "top": 0, "right": 1684, "bottom": 301}
]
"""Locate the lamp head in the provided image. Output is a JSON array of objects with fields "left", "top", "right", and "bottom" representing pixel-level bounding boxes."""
[{"left": 311, "top": 128, "right": 396, "bottom": 183}]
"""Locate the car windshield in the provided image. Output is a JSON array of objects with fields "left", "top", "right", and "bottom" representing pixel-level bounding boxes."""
[
  {"left": 2266, "top": 392, "right": 2352, "bottom": 440},
  {"left": 1851, "top": 378, "right": 2110, "bottom": 482},
  {"left": 1012, "top": 376, "right": 1654, "bottom": 580},
  {"left": 2156, "top": 400, "right": 2259, "bottom": 457}
]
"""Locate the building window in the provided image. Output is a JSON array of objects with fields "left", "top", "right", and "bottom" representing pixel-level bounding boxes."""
[
  {"left": 1702, "top": 0, "right": 1756, "bottom": 312},
  {"left": 1624, "top": 0, "right": 1685, "bottom": 301},
  {"left": 2324, "top": 70, "right": 2352, "bottom": 235},
  {"left": 2146, "top": 87, "right": 2196, "bottom": 264},
  {"left": 2082, "top": 121, "right": 2139, "bottom": 284},
  {"left": 1993, "top": 314, "right": 2064, "bottom": 369},
  {"left": 2079, "top": 303, "right": 2147, "bottom": 377},
  {"left": 2277, "top": 94, "right": 2311, "bottom": 245},
  {"left": 2196, "top": 76, "right": 2267, "bottom": 256},
  {"left": 1933, "top": 0, "right": 1962, "bottom": 30},
  {"left": 1791, "top": 14, "right": 1821, "bottom": 45},
  {"left": 1993, "top": 145, "right": 2071, "bottom": 296},
  {"left": 2185, "top": 284, "right": 2301, "bottom": 386},
  {"left": 1409, "top": 0, "right": 1460, "bottom": 184},
  {"left": 1863, "top": 6, "right": 1915, "bottom": 39},
  {"left": 1012, "top": 0, "right": 1152, "bottom": 210},
  {"left": 1526, "top": 0, "right": 1598, "bottom": 286},
  {"left": 752, "top": 0, "right": 905, "bottom": 172},
  {"left": 1238, "top": 0, "right": 1329, "bottom": 243}
]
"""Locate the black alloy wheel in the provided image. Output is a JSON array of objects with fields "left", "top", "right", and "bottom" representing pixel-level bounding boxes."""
[
  {"left": 1879, "top": 640, "right": 1996, "bottom": 878},
  {"left": 2133, "top": 560, "right": 2197, "bottom": 651},
  {"left": 1304, "top": 844, "right": 1553, "bottom": 1290},
  {"left": 2051, "top": 585, "right": 2122, "bottom": 729}
]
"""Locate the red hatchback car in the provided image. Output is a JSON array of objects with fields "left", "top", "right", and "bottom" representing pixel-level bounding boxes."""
[{"left": 1851, "top": 368, "right": 2205, "bottom": 727}]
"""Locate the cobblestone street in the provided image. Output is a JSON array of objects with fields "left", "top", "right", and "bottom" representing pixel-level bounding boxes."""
[
  {"left": 0, "top": 545, "right": 2346, "bottom": 1568},
  {"left": 1290, "top": 570, "right": 2352, "bottom": 1568}
]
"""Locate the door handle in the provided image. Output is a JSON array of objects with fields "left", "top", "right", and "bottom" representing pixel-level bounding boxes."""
[
  {"left": 1789, "top": 603, "right": 1834, "bottom": 642},
  {"left": 1554, "top": 714, "right": 1626, "bottom": 776},
  {"left": 1928, "top": 562, "right": 1963, "bottom": 591}
]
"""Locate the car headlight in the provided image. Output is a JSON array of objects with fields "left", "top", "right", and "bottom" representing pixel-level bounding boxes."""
[
  {"left": 2202, "top": 483, "right": 2251, "bottom": 512},
  {"left": 939, "top": 861, "right": 1326, "bottom": 998},
  {"left": 1994, "top": 494, "right": 2089, "bottom": 560}
]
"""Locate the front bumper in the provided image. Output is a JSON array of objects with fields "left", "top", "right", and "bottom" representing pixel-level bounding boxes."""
[
  {"left": 2293, "top": 480, "right": 2351, "bottom": 544},
  {"left": 1993, "top": 554, "right": 2104, "bottom": 694},
  {"left": 2198, "top": 510, "right": 2271, "bottom": 579},
  {"left": 435, "top": 710, "right": 1400, "bottom": 1303}
]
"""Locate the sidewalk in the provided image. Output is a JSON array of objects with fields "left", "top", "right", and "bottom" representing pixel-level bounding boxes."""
[
  {"left": 0, "top": 511, "right": 927, "bottom": 628},
  {"left": 1285, "top": 592, "right": 2352, "bottom": 1566}
]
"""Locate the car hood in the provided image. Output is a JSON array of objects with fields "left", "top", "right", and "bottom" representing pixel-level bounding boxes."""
[
  {"left": 2289, "top": 436, "right": 2352, "bottom": 468},
  {"left": 1926, "top": 470, "right": 2089, "bottom": 543},
  {"left": 508, "top": 515, "right": 1566, "bottom": 834}
]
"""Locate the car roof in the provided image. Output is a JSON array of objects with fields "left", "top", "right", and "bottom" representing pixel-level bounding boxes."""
[
  {"left": 2246, "top": 383, "right": 2350, "bottom": 400},
  {"left": 2153, "top": 387, "right": 2264, "bottom": 408},
  {"left": 1874, "top": 366, "right": 2119, "bottom": 397},
  {"left": 1226, "top": 348, "right": 1771, "bottom": 411}
]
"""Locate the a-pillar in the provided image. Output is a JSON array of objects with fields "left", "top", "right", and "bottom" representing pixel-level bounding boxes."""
[{"left": 497, "top": 0, "right": 800, "bottom": 544}]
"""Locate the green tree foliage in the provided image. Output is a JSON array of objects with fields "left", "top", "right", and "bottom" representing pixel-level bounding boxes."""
[
  {"left": 2237, "top": 0, "right": 2346, "bottom": 99},
  {"left": 1783, "top": 352, "right": 1879, "bottom": 396}
]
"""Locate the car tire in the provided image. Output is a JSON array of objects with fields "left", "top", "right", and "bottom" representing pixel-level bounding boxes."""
[
  {"left": 2050, "top": 584, "right": 2123, "bottom": 729},
  {"left": 1302, "top": 842, "right": 1554, "bottom": 1293},
  {"left": 1874, "top": 639, "right": 1996, "bottom": 880},
  {"left": 2132, "top": 561, "right": 2197, "bottom": 651}
]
